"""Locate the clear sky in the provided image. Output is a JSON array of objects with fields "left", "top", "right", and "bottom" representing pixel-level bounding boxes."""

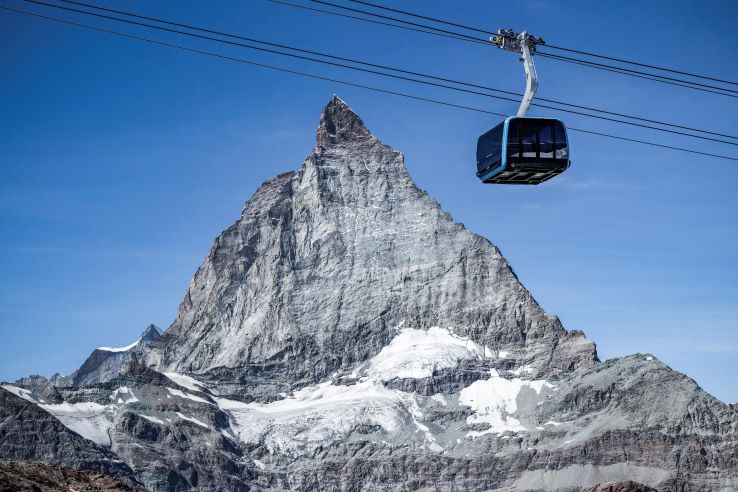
[{"left": 1, "top": 0, "right": 737, "bottom": 402}]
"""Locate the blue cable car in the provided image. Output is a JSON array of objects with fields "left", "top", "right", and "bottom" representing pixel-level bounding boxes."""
[{"left": 477, "top": 116, "right": 570, "bottom": 185}]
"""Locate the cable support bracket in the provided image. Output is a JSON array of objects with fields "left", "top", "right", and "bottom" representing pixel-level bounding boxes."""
[{"left": 491, "top": 28, "right": 544, "bottom": 117}]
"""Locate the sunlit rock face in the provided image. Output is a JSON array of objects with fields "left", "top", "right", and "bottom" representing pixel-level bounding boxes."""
[{"left": 3, "top": 97, "right": 736, "bottom": 492}]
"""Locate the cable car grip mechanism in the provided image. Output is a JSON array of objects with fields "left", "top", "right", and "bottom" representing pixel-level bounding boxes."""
[{"left": 491, "top": 29, "right": 544, "bottom": 117}]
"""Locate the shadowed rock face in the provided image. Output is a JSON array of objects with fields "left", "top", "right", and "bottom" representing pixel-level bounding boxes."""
[{"left": 3, "top": 96, "right": 737, "bottom": 491}]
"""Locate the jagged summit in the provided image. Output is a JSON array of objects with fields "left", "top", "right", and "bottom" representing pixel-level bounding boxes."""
[
  {"left": 316, "top": 95, "right": 374, "bottom": 148},
  {"left": 139, "top": 324, "right": 162, "bottom": 342},
  {"left": 70, "top": 323, "right": 162, "bottom": 386}
]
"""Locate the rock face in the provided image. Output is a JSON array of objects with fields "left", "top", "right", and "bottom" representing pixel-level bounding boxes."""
[{"left": 2, "top": 96, "right": 737, "bottom": 491}]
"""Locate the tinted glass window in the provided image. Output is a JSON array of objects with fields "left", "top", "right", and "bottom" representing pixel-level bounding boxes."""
[
  {"left": 477, "top": 123, "right": 504, "bottom": 172},
  {"left": 507, "top": 119, "right": 520, "bottom": 158},
  {"left": 539, "top": 123, "right": 554, "bottom": 158},
  {"left": 520, "top": 120, "right": 537, "bottom": 157},
  {"left": 554, "top": 121, "right": 568, "bottom": 159}
]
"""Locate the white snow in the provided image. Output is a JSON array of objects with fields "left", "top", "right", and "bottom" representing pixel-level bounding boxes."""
[
  {"left": 253, "top": 459, "right": 266, "bottom": 470},
  {"left": 511, "top": 365, "right": 535, "bottom": 376},
  {"left": 40, "top": 402, "right": 113, "bottom": 446},
  {"left": 140, "top": 414, "right": 166, "bottom": 425},
  {"left": 1, "top": 385, "right": 35, "bottom": 402},
  {"left": 645, "top": 356, "right": 654, "bottom": 361},
  {"left": 216, "top": 380, "right": 419, "bottom": 456},
  {"left": 164, "top": 373, "right": 206, "bottom": 392},
  {"left": 97, "top": 337, "right": 141, "bottom": 352},
  {"left": 459, "top": 369, "right": 552, "bottom": 437},
  {"left": 431, "top": 394, "right": 448, "bottom": 406},
  {"left": 175, "top": 412, "right": 211, "bottom": 429},
  {"left": 367, "top": 327, "right": 488, "bottom": 381},
  {"left": 427, "top": 441, "right": 444, "bottom": 452},
  {"left": 166, "top": 387, "right": 210, "bottom": 404},
  {"left": 111, "top": 386, "right": 139, "bottom": 404},
  {"left": 498, "top": 350, "right": 511, "bottom": 358}
]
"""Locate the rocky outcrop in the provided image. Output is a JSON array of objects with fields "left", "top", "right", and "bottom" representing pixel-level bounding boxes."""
[
  {"left": 582, "top": 481, "right": 657, "bottom": 492},
  {"left": 0, "top": 460, "right": 142, "bottom": 492}
]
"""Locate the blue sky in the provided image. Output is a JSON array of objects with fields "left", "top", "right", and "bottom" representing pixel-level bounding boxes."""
[{"left": 1, "top": 0, "right": 737, "bottom": 402}]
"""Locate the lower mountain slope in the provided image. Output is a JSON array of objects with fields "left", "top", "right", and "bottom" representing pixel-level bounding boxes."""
[
  {"left": 0, "top": 460, "right": 142, "bottom": 492},
  {"left": 3, "top": 96, "right": 736, "bottom": 491}
]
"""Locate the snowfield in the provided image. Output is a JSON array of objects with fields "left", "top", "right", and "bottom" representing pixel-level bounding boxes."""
[
  {"left": 365, "top": 326, "right": 492, "bottom": 381},
  {"left": 216, "top": 380, "right": 418, "bottom": 456},
  {"left": 460, "top": 369, "right": 553, "bottom": 437},
  {"left": 40, "top": 401, "right": 113, "bottom": 446}
]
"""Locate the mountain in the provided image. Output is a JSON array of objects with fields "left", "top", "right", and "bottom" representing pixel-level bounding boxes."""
[
  {"left": 14, "top": 325, "right": 163, "bottom": 390},
  {"left": 2, "top": 96, "right": 736, "bottom": 491},
  {"left": 144, "top": 95, "right": 596, "bottom": 390},
  {"left": 70, "top": 324, "right": 162, "bottom": 387}
]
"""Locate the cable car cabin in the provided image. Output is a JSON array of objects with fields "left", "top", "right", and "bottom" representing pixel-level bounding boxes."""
[{"left": 476, "top": 117, "right": 570, "bottom": 185}]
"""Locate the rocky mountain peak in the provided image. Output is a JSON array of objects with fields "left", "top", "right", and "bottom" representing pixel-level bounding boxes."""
[
  {"left": 315, "top": 95, "right": 374, "bottom": 148},
  {"left": 139, "top": 324, "right": 161, "bottom": 343},
  {"left": 145, "top": 95, "right": 597, "bottom": 381}
]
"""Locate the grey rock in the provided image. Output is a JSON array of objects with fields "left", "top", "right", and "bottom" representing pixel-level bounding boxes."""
[
  {"left": 0, "top": 460, "right": 143, "bottom": 492},
  {"left": 0, "top": 387, "right": 139, "bottom": 486},
  {"left": 581, "top": 480, "right": 657, "bottom": 492},
  {"left": 71, "top": 324, "right": 162, "bottom": 387}
]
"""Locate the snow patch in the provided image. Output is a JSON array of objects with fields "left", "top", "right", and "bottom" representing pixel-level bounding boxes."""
[
  {"left": 111, "top": 386, "right": 139, "bottom": 404},
  {"left": 253, "top": 459, "right": 266, "bottom": 470},
  {"left": 164, "top": 373, "right": 206, "bottom": 392},
  {"left": 1, "top": 385, "right": 35, "bottom": 402},
  {"left": 216, "top": 380, "right": 420, "bottom": 456},
  {"left": 511, "top": 365, "right": 535, "bottom": 376},
  {"left": 459, "top": 370, "right": 552, "bottom": 437},
  {"left": 97, "top": 338, "right": 140, "bottom": 353},
  {"left": 167, "top": 387, "right": 210, "bottom": 404},
  {"left": 367, "top": 327, "right": 488, "bottom": 381},
  {"left": 140, "top": 414, "right": 165, "bottom": 425},
  {"left": 175, "top": 412, "right": 211, "bottom": 429},
  {"left": 40, "top": 402, "right": 112, "bottom": 446},
  {"left": 431, "top": 394, "right": 448, "bottom": 406}
]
